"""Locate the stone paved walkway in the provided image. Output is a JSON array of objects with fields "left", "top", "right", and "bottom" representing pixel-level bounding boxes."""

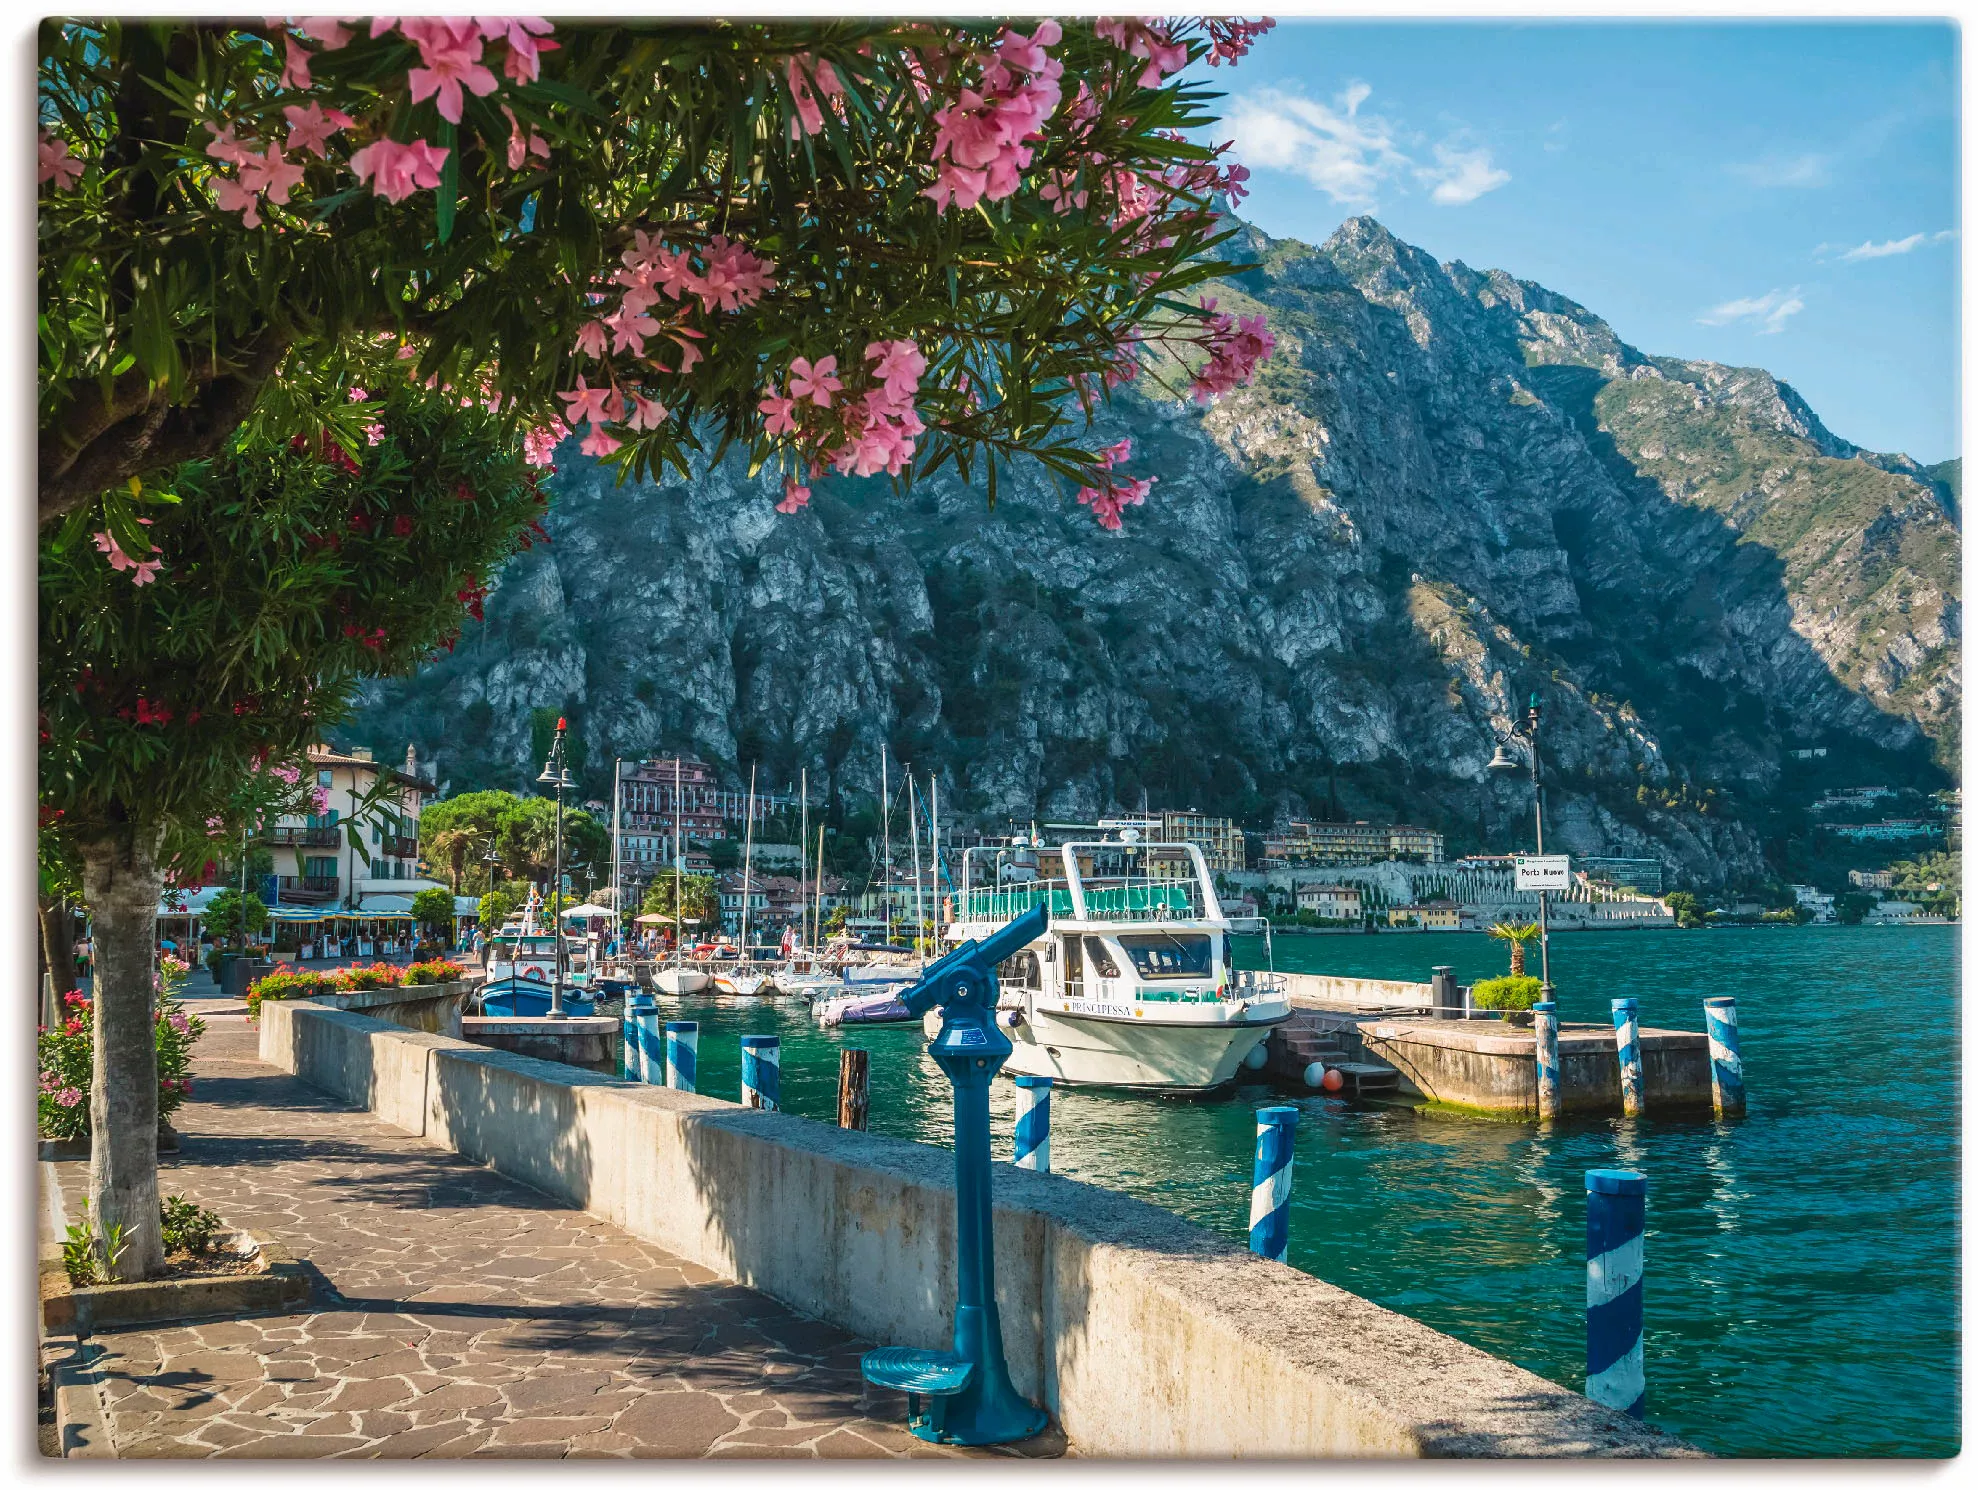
[{"left": 53, "top": 1022, "right": 1058, "bottom": 1459}]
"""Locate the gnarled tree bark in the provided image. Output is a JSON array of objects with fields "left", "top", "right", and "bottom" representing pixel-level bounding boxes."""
[{"left": 79, "top": 828, "right": 166, "bottom": 1280}]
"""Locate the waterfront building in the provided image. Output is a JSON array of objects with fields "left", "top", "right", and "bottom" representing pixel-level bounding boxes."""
[
  {"left": 1294, "top": 883, "right": 1364, "bottom": 921},
  {"left": 1417, "top": 899, "right": 1462, "bottom": 930},
  {"left": 1791, "top": 884, "right": 1838, "bottom": 923},
  {"left": 1156, "top": 810, "right": 1246, "bottom": 872},
  {"left": 1849, "top": 868, "right": 1895, "bottom": 890},
  {"left": 1812, "top": 786, "right": 1899, "bottom": 813},
  {"left": 1262, "top": 820, "right": 1446, "bottom": 866},
  {"left": 1822, "top": 819, "right": 1945, "bottom": 843},
  {"left": 1577, "top": 856, "right": 1666, "bottom": 894},
  {"left": 260, "top": 743, "right": 444, "bottom": 913},
  {"left": 616, "top": 755, "right": 796, "bottom": 892}
]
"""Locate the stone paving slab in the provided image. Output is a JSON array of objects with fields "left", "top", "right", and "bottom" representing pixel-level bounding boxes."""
[{"left": 53, "top": 1021, "right": 1061, "bottom": 1460}]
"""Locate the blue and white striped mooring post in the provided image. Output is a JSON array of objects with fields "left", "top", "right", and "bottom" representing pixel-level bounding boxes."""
[
  {"left": 1248, "top": 1105, "right": 1300, "bottom": 1262},
  {"left": 1012, "top": 1075, "right": 1052, "bottom": 1172},
  {"left": 1585, "top": 1168, "right": 1647, "bottom": 1420},
  {"left": 1611, "top": 997, "right": 1644, "bottom": 1118},
  {"left": 1532, "top": 999, "right": 1561, "bottom": 1121},
  {"left": 664, "top": 1020, "right": 698, "bottom": 1094},
  {"left": 1702, "top": 996, "right": 1744, "bottom": 1117},
  {"left": 625, "top": 993, "right": 656, "bottom": 1083},
  {"left": 740, "top": 1034, "right": 780, "bottom": 1111}
]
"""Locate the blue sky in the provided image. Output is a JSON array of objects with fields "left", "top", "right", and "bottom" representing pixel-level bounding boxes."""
[{"left": 1208, "top": 20, "right": 1959, "bottom": 463}]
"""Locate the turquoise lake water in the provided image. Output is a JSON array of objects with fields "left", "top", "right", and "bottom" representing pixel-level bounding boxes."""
[{"left": 649, "top": 924, "right": 1960, "bottom": 1457}]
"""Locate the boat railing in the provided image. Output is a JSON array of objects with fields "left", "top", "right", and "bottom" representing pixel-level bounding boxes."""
[{"left": 958, "top": 879, "right": 1201, "bottom": 924}]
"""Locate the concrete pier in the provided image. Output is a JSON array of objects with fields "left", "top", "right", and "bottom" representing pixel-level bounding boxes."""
[
  {"left": 1358, "top": 1018, "right": 1710, "bottom": 1117},
  {"left": 459, "top": 1015, "right": 620, "bottom": 1071},
  {"left": 256, "top": 999, "right": 1697, "bottom": 1457}
]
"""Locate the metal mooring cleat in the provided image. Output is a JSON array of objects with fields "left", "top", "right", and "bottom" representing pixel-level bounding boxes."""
[{"left": 859, "top": 905, "right": 1050, "bottom": 1446}]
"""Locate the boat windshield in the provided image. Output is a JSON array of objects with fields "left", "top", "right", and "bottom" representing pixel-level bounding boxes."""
[{"left": 1116, "top": 932, "right": 1214, "bottom": 980}]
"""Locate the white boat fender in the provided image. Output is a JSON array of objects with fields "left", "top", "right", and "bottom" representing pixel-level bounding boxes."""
[
  {"left": 1242, "top": 1044, "right": 1270, "bottom": 1071},
  {"left": 997, "top": 1008, "right": 1025, "bottom": 1030},
  {"left": 1303, "top": 1061, "right": 1327, "bottom": 1089}
]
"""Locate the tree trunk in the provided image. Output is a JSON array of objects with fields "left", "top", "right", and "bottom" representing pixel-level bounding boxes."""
[
  {"left": 1509, "top": 942, "right": 1525, "bottom": 978},
  {"left": 40, "top": 892, "right": 79, "bottom": 998},
  {"left": 79, "top": 829, "right": 166, "bottom": 1281}
]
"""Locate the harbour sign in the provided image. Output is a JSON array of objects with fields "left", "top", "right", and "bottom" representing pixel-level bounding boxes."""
[{"left": 1514, "top": 854, "right": 1571, "bottom": 890}]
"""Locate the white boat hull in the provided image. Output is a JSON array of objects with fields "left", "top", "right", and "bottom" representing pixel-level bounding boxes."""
[
  {"left": 654, "top": 968, "right": 712, "bottom": 995},
  {"left": 921, "top": 1001, "right": 1285, "bottom": 1090}
]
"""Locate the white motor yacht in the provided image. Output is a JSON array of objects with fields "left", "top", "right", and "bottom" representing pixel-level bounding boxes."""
[{"left": 934, "top": 836, "right": 1290, "bottom": 1091}]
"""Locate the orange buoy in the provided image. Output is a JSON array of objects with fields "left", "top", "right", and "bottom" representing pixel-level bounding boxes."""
[{"left": 1321, "top": 1068, "right": 1345, "bottom": 1093}]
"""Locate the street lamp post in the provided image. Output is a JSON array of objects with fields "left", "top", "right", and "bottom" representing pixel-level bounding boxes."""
[
  {"left": 1488, "top": 692, "right": 1551, "bottom": 995},
  {"left": 536, "top": 717, "right": 578, "bottom": 1020}
]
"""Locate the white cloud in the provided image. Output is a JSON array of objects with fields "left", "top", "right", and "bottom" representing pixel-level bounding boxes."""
[
  {"left": 1727, "top": 152, "right": 1832, "bottom": 188},
  {"left": 1698, "top": 287, "right": 1805, "bottom": 335},
  {"left": 1418, "top": 144, "right": 1511, "bottom": 206},
  {"left": 1225, "top": 83, "right": 1507, "bottom": 209},
  {"left": 1837, "top": 228, "right": 1957, "bottom": 261}
]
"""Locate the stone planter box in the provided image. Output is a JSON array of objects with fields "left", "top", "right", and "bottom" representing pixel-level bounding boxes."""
[
  {"left": 287, "top": 979, "right": 471, "bottom": 1038},
  {"left": 38, "top": 1126, "right": 179, "bottom": 1163},
  {"left": 39, "top": 1230, "right": 310, "bottom": 1336}
]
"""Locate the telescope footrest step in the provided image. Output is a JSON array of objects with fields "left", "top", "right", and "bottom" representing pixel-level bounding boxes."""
[{"left": 862, "top": 1348, "right": 976, "bottom": 1440}]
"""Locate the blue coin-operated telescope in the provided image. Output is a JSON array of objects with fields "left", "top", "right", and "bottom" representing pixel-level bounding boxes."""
[{"left": 860, "top": 905, "right": 1050, "bottom": 1446}]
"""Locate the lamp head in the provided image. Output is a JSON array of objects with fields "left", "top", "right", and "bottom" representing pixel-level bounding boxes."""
[
  {"left": 536, "top": 764, "right": 559, "bottom": 785},
  {"left": 1486, "top": 744, "right": 1521, "bottom": 773}
]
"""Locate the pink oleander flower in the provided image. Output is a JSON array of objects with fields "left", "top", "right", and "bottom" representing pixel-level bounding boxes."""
[
  {"left": 401, "top": 17, "right": 498, "bottom": 123},
  {"left": 349, "top": 138, "right": 448, "bottom": 202},
  {"left": 212, "top": 176, "right": 264, "bottom": 227},
  {"left": 274, "top": 761, "right": 301, "bottom": 785},
  {"left": 1098, "top": 437, "right": 1132, "bottom": 470},
  {"left": 364, "top": 421, "right": 385, "bottom": 445},
  {"left": 240, "top": 147, "right": 306, "bottom": 207},
  {"left": 478, "top": 16, "right": 559, "bottom": 82},
  {"left": 523, "top": 422, "right": 567, "bottom": 466},
  {"left": 92, "top": 528, "right": 163, "bottom": 585},
  {"left": 627, "top": 393, "right": 668, "bottom": 431},
  {"left": 1077, "top": 473, "right": 1155, "bottom": 531},
  {"left": 56, "top": 1088, "right": 82, "bottom": 1109},
  {"left": 788, "top": 356, "right": 842, "bottom": 407},
  {"left": 310, "top": 784, "right": 331, "bottom": 814},
  {"left": 923, "top": 22, "right": 1062, "bottom": 214},
  {"left": 758, "top": 391, "right": 799, "bottom": 438},
  {"left": 38, "top": 130, "right": 83, "bottom": 190},
  {"left": 579, "top": 425, "right": 622, "bottom": 457},
  {"left": 776, "top": 477, "right": 811, "bottom": 514},
  {"left": 1204, "top": 18, "right": 1276, "bottom": 66},
  {"left": 204, "top": 122, "right": 257, "bottom": 166},
  {"left": 299, "top": 17, "right": 356, "bottom": 50},
  {"left": 500, "top": 104, "right": 552, "bottom": 170},
  {"left": 865, "top": 338, "right": 927, "bottom": 396},
  {"left": 573, "top": 320, "right": 610, "bottom": 359},
  {"left": 169, "top": 1011, "right": 191, "bottom": 1033},
  {"left": 557, "top": 375, "right": 614, "bottom": 427},
  {"left": 604, "top": 304, "right": 660, "bottom": 357},
  {"left": 347, "top": 386, "right": 368, "bottom": 402},
  {"left": 1094, "top": 17, "right": 1189, "bottom": 88},
  {"left": 669, "top": 328, "right": 706, "bottom": 375},
  {"left": 694, "top": 236, "right": 776, "bottom": 313},
  {"left": 281, "top": 35, "right": 313, "bottom": 90},
  {"left": 784, "top": 53, "right": 843, "bottom": 138},
  {"left": 284, "top": 101, "right": 356, "bottom": 160}
]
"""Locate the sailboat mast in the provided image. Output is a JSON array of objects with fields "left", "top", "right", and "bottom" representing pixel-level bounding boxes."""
[
  {"left": 908, "top": 772, "right": 924, "bottom": 966},
  {"left": 880, "top": 743, "right": 891, "bottom": 947},
  {"left": 814, "top": 823, "right": 826, "bottom": 953},
  {"left": 610, "top": 756, "right": 622, "bottom": 952},
  {"left": 739, "top": 764, "right": 757, "bottom": 960},
  {"left": 799, "top": 767, "right": 809, "bottom": 957},
  {"left": 673, "top": 755, "right": 682, "bottom": 967},
  {"left": 930, "top": 772, "right": 940, "bottom": 934}
]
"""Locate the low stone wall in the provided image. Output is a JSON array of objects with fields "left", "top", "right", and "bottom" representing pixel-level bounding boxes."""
[
  {"left": 1282, "top": 973, "right": 1432, "bottom": 1009},
  {"left": 257, "top": 1001, "right": 1694, "bottom": 1458},
  {"left": 1361, "top": 1019, "right": 1712, "bottom": 1116},
  {"left": 460, "top": 1014, "right": 618, "bottom": 1071}
]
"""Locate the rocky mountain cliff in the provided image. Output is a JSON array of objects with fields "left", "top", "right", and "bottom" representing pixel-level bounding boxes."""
[{"left": 343, "top": 216, "right": 1960, "bottom": 889}]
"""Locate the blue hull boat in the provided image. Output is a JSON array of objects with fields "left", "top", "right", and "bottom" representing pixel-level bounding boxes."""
[{"left": 478, "top": 976, "right": 598, "bottom": 1018}]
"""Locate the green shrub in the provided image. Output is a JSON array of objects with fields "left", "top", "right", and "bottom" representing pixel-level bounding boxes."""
[
  {"left": 161, "top": 1195, "right": 225, "bottom": 1256},
  {"left": 1471, "top": 975, "right": 1544, "bottom": 1011},
  {"left": 39, "top": 972, "right": 204, "bottom": 1141}
]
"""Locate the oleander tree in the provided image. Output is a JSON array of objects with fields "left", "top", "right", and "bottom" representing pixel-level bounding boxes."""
[
  {"left": 39, "top": 364, "right": 541, "bottom": 1278},
  {"left": 39, "top": 15, "right": 1275, "bottom": 545}
]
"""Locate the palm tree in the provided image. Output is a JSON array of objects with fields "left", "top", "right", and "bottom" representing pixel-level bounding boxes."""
[
  {"left": 1487, "top": 921, "right": 1541, "bottom": 977},
  {"left": 423, "top": 823, "right": 478, "bottom": 892}
]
